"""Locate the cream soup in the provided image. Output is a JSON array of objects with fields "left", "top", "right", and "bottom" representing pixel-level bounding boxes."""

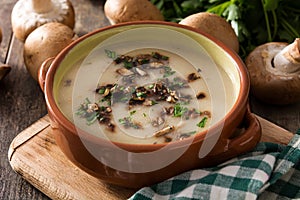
[{"left": 56, "top": 48, "right": 233, "bottom": 144}]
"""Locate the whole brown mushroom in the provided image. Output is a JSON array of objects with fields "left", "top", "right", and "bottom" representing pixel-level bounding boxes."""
[
  {"left": 11, "top": 0, "right": 75, "bottom": 42},
  {"left": 245, "top": 38, "right": 300, "bottom": 105},
  {"left": 104, "top": 0, "right": 164, "bottom": 25},
  {"left": 23, "top": 22, "right": 77, "bottom": 80},
  {"left": 179, "top": 12, "right": 239, "bottom": 53}
]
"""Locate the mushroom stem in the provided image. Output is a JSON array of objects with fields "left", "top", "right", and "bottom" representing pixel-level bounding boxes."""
[
  {"left": 31, "top": 0, "right": 53, "bottom": 13},
  {"left": 154, "top": 125, "right": 175, "bottom": 137},
  {"left": 246, "top": 40, "right": 300, "bottom": 105},
  {"left": 273, "top": 38, "right": 300, "bottom": 73},
  {"left": 11, "top": 0, "right": 75, "bottom": 42}
]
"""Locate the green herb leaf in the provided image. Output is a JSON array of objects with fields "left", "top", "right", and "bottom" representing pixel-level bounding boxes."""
[
  {"left": 224, "top": 4, "right": 239, "bottom": 21},
  {"left": 163, "top": 66, "right": 176, "bottom": 78},
  {"left": 130, "top": 110, "right": 136, "bottom": 115},
  {"left": 197, "top": 117, "right": 208, "bottom": 128},
  {"left": 152, "top": 0, "right": 300, "bottom": 59},
  {"left": 86, "top": 112, "right": 99, "bottom": 125},
  {"left": 172, "top": 0, "right": 183, "bottom": 17},
  {"left": 262, "top": 0, "right": 279, "bottom": 11},
  {"left": 173, "top": 103, "right": 188, "bottom": 117},
  {"left": 184, "top": 130, "right": 197, "bottom": 135},
  {"left": 84, "top": 97, "right": 91, "bottom": 104},
  {"left": 118, "top": 118, "right": 126, "bottom": 125},
  {"left": 124, "top": 61, "right": 134, "bottom": 69},
  {"left": 151, "top": 100, "right": 158, "bottom": 105},
  {"left": 105, "top": 49, "right": 117, "bottom": 59},
  {"left": 118, "top": 116, "right": 141, "bottom": 129},
  {"left": 147, "top": 84, "right": 154, "bottom": 89},
  {"left": 136, "top": 92, "right": 146, "bottom": 98},
  {"left": 97, "top": 88, "right": 105, "bottom": 94}
]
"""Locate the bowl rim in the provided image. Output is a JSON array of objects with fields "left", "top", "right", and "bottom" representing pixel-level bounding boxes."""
[{"left": 43, "top": 21, "right": 249, "bottom": 151}]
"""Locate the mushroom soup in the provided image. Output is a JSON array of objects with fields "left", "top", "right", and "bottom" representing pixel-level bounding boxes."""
[{"left": 56, "top": 48, "right": 235, "bottom": 144}]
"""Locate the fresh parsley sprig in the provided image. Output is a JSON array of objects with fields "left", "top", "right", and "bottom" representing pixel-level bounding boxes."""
[{"left": 151, "top": 0, "right": 300, "bottom": 58}]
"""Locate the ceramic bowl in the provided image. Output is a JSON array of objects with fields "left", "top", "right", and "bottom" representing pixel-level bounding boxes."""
[{"left": 39, "top": 21, "right": 261, "bottom": 188}]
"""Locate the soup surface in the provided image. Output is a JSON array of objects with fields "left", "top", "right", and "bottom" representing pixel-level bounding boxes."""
[{"left": 56, "top": 48, "right": 233, "bottom": 144}]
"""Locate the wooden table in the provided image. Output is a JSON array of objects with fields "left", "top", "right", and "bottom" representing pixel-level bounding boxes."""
[{"left": 0, "top": 1, "right": 299, "bottom": 199}]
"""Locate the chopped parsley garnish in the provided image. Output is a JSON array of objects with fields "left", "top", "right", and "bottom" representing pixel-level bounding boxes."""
[
  {"left": 173, "top": 103, "right": 188, "bottom": 117},
  {"left": 178, "top": 130, "right": 197, "bottom": 140},
  {"left": 118, "top": 118, "right": 126, "bottom": 125},
  {"left": 123, "top": 61, "right": 134, "bottom": 69},
  {"left": 76, "top": 97, "right": 115, "bottom": 130},
  {"left": 197, "top": 117, "right": 208, "bottom": 128},
  {"left": 105, "top": 49, "right": 117, "bottom": 59},
  {"left": 130, "top": 110, "right": 136, "bottom": 115},
  {"left": 85, "top": 112, "right": 99, "bottom": 125},
  {"left": 187, "top": 131, "right": 197, "bottom": 135},
  {"left": 151, "top": 100, "right": 158, "bottom": 105},
  {"left": 138, "top": 58, "right": 150, "bottom": 64},
  {"left": 136, "top": 91, "right": 147, "bottom": 98},
  {"left": 152, "top": 52, "right": 169, "bottom": 60},
  {"left": 76, "top": 98, "right": 99, "bottom": 125},
  {"left": 147, "top": 84, "right": 154, "bottom": 89},
  {"left": 97, "top": 87, "right": 106, "bottom": 95},
  {"left": 118, "top": 116, "right": 141, "bottom": 129},
  {"left": 182, "top": 131, "right": 197, "bottom": 136},
  {"left": 163, "top": 66, "right": 176, "bottom": 78}
]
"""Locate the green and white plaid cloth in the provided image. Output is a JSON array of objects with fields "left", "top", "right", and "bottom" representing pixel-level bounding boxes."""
[{"left": 130, "top": 129, "right": 300, "bottom": 200}]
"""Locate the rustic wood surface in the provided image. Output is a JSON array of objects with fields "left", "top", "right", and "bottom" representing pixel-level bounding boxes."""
[
  {"left": 7, "top": 115, "right": 293, "bottom": 200},
  {"left": 0, "top": 0, "right": 299, "bottom": 199},
  {"left": 8, "top": 115, "right": 135, "bottom": 200}
]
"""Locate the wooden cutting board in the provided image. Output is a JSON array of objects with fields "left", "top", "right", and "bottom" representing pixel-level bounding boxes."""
[{"left": 8, "top": 115, "right": 294, "bottom": 200}]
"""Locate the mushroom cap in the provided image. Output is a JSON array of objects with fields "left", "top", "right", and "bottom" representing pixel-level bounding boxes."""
[
  {"left": 104, "top": 0, "right": 164, "bottom": 25},
  {"left": 11, "top": 0, "right": 75, "bottom": 42},
  {"left": 23, "top": 22, "right": 77, "bottom": 80},
  {"left": 0, "top": 28, "right": 11, "bottom": 81},
  {"left": 179, "top": 12, "right": 239, "bottom": 53},
  {"left": 245, "top": 42, "right": 300, "bottom": 105}
]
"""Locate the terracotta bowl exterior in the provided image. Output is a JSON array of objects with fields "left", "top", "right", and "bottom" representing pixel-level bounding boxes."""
[{"left": 39, "top": 21, "right": 261, "bottom": 188}]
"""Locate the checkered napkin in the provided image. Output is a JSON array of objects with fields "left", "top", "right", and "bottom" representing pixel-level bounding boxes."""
[{"left": 130, "top": 129, "right": 300, "bottom": 200}]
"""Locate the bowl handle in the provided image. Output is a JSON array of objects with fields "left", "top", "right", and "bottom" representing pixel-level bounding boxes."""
[
  {"left": 208, "top": 105, "right": 261, "bottom": 159},
  {"left": 226, "top": 106, "right": 261, "bottom": 156},
  {"left": 38, "top": 57, "right": 55, "bottom": 92}
]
